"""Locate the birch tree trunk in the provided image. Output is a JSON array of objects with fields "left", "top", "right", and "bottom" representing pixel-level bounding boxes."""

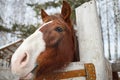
[{"left": 112, "top": 0, "right": 120, "bottom": 61}]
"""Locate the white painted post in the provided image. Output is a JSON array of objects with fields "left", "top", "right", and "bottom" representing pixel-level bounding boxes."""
[{"left": 76, "top": 0, "right": 112, "bottom": 80}]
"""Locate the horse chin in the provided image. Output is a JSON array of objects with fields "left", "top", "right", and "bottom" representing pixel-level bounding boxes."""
[
  {"left": 20, "top": 64, "right": 38, "bottom": 79},
  {"left": 20, "top": 72, "right": 33, "bottom": 79}
]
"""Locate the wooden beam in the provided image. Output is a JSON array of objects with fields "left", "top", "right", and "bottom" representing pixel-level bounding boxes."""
[
  {"left": 41, "top": 69, "right": 86, "bottom": 80},
  {"left": 0, "top": 39, "right": 23, "bottom": 51},
  {"left": 40, "top": 63, "right": 96, "bottom": 80},
  {"left": 6, "top": 48, "right": 14, "bottom": 53},
  {"left": 13, "top": 44, "right": 17, "bottom": 48},
  {"left": 111, "top": 62, "right": 120, "bottom": 72},
  {"left": 2, "top": 50, "right": 7, "bottom": 55}
]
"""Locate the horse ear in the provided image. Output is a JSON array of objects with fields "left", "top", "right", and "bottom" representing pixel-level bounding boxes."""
[
  {"left": 61, "top": 1, "right": 71, "bottom": 22},
  {"left": 41, "top": 9, "right": 49, "bottom": 21}
]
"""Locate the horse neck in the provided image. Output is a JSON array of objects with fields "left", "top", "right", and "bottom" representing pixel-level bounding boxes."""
[
  {"left": 58, "top": 32, "right": 75, "bottom": 61},
  {"left": 34, "top": 33, "right": 74, "bottom": 80}
]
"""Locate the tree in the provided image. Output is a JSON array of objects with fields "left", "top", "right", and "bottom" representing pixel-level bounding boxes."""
[
  {"left": 0, "top": 25, "right": 11, "bottom": 32},
  {"left": 112, "top": 0, "right": 120, "bottom": 60},
  {"left": 0, "top": 17, "right": 11, "bottom": 32},
  {"left": 27, "top": 0, "right": 90, "bottom": 24},
  {"left": 11, "top": 24, "right": 39, "bottom": 38},
  {"left": 12, "top": 0, "right": 90, "bottom": 38},
  {"left": 0, "top": 0, "right": 90, "bottom": 38}
]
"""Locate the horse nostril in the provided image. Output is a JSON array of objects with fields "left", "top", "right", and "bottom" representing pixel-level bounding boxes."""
[{"left": 20, "top": 52, "right": 28, "bottom": 65}]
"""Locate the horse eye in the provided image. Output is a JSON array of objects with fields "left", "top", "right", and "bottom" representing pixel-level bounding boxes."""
[{"left": 55, "top": 27, "right": 64, "bottom": 32}]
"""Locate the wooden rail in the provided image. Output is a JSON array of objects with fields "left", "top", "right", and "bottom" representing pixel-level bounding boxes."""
[
  {"left": 41, "top": 63, "right": 96, "bottom": 80},
  {"left": 111, "top": 62, "right": 120, "bottom": 72},
  {"left": 0, "top": 39, "right": 23, "bottom": 51}
]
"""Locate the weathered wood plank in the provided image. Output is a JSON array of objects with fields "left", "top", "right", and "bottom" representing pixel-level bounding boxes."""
[
  {"left": 41, "top": 62, "right": 96, "bottom": 80},
  {"left": 111, "top": 62, "right": 120, "bottom": 72},
  {"left": 76, "top": 0, "right": 112, "bottom": 80},
  {"left": 0, "top": 39, "right": 23, "bottom": 51}
]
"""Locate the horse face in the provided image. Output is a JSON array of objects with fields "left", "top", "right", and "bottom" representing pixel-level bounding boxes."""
[
  {"left": 11, "top": 29, "right": 46, "bottom": 78},
  {"left": 11, "top": 1, "right": 72, "bottom": 79},
  {"left": 41, "top": 20, "right": 69, "bottom": 47}
]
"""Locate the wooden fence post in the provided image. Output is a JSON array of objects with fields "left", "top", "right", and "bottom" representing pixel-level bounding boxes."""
[{"left": 76, "top": 0, "right": 112, "bottom": 80}]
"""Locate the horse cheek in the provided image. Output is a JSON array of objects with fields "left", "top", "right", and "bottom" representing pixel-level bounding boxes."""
[
  {"left": 44, "top": 32, "right": 61, "bottom": 47},
  {"left": 49, "top": 36, "right": 60, "bottom": 47}
]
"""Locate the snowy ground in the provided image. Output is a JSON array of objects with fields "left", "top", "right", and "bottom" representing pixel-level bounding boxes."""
[
  {"left": 0, "top": 59, "right": 32, "bottom": 80},
  {"left": 0, "top": 67, "right": 19, "bottom": 80},
  {"left": 0, "top": 60, "right": 19, "bottom": 80}
]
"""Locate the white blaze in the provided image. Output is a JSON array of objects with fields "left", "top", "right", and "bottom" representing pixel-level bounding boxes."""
[
  {"left": 39, "top": 21, "right": 53, "bottom": 29},
  {"left": 11, "top": 21, "right": 53, "bottom": 78},
  {"left": 11, "top": 29, "right": 45, "bottom": 77}
]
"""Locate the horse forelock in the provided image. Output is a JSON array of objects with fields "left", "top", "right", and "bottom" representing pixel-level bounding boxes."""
[{"left": 41, "top": 14, "right": 73, "bottom": 33}]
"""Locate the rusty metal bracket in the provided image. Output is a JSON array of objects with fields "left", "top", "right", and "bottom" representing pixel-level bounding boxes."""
[
  {"left": 41, "top": 63, "right": 96, "bottom": 80},
  {"left": 85, "top": 63, "right": 96, "bottom": 80}
]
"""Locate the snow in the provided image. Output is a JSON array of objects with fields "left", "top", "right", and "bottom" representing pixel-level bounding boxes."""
[
  {"left": 0, "top": 59, "right": 18, "bottom": 80},
  {"left": 0, "top": 68, "right": 19, "bottom": 80},
  {"left": 0, "top": 0, "right": 60, "bottom": 47}
]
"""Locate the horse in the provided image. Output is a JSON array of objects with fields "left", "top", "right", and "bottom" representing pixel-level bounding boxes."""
[{"left": 11, "top": 1, "right": 78, "bottom": 80}]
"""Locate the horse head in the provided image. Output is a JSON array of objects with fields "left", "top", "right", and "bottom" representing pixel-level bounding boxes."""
[{"left": 11, "top": 1, "right": 76, "bottom": 79}]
